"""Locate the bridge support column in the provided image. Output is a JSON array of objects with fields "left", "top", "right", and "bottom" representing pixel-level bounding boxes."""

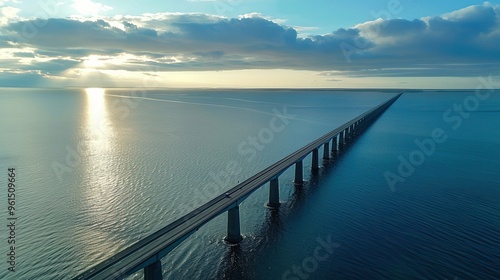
[
  {"left": 332, "top": 136, "right": 338, "bottom": 152},
  {"left": 294, "top": 161, "right": 303, "bottom": 185},
  {"left": 323, "top": 142, "right": 330, "bottom": 159},
  {"left": 225, "top": 206, "right": 243, "bottom": 244},
  {"left": 312, "top": 149, "right": 319, "bottom": 170},
  {"left": 267, "top": 178, "right": 280, "bottom": 208},
  {"left": 144, "top": 260, "right": 162, "bottom": 280}
]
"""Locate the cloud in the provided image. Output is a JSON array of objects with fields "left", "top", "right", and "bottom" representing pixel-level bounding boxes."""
[
  {"left": 193, "top": 51, "right": 224, "bottom": 59},
  {"left": 13, "top": 52, "right": 35, "bottom": 57},
  {"left": 71, "top": 0, "right": 112, "bottom": 16},
  {"left": 0, "top": 0, "right": 20, "bottom": 5},
  {"left": 0, "top": 2, "right": 499, "bottom": 87},
  {"left": 0, "top": 6, "right": 20, "bottom": 25},
  {"left": 238, "top": 12, "right": 288, "bottom": 25},
  {"left": 351, "top": 3, "right": 500, "bottom": 74},
  {"left": 0, "top": 70, "right": 50, "bottom": 87}
]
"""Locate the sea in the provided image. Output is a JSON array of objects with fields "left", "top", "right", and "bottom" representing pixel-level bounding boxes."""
[{"left": 0, "top": 88, "right": 499, "bottom": 280}]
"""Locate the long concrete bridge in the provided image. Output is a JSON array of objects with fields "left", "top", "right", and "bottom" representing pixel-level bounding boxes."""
[{"left": 75, "top": 93, "right": 403, "bottom": 280}]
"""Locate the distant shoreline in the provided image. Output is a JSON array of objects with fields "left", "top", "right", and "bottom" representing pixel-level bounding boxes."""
[{"left": 0, "top": 87, "right": 487, "bottom": 92}]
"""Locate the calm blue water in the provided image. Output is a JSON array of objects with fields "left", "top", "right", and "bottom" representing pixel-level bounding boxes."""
[{"left": 0, "top": 89, "right": 499, "bottom": 279}]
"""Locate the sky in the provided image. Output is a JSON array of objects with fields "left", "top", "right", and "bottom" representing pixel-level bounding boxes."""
[{"left": 0, "top": 0, "right": 499, "bottom": 88}]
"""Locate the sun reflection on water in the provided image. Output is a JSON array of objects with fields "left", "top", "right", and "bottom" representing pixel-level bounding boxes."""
[
  {"left": 83, "top": 87, "right": 114, "bottom": 202},
  {"left": 79, "top": 88, "right": 121, "bottom": 252},
  {"left": 85, "top": 88, "right": 106, "bottom": 129}
]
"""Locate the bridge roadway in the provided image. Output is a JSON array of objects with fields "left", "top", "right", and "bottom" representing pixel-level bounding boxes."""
[{"left": 75, "top": 92, "right": 403, "bottom": 280}]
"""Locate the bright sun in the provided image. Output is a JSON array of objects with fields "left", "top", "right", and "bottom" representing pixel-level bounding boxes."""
[{"left": 83, "top": 55, "right": 105, "bottom": 68}]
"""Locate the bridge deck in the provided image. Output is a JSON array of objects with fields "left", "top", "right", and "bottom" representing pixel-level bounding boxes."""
[{"left": 75, "top": 92, "right": 402, "bottom": 280}]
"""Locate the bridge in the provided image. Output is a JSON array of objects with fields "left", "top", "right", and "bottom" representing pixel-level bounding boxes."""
[{"left": 75, "top": 92, "right": 403, "bottom": 280}]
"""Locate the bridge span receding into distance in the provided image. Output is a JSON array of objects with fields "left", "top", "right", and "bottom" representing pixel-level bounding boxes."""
[{"left": 75, "top": 92, "right": 403, "bottom": 280}]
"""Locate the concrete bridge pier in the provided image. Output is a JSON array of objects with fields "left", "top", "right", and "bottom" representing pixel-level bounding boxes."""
[
  {"left": 332, "top": 136, "right": 338, "bottom": 152},
  {"left": 144, "top": 260, "right": 162, "bottom": 280},
  {"left": 267, "top": 178, "right": 280, "bottom": 209},
  {"left": 294, "top": 161, "right": 303, "bottom": 185},
  {"left": 358, "top": 120, "right": 365, "bottom": 131},
  {"left": 225, "top": 206, "right": 243, "bottom": 244},
  {"left": 311, "top": 148, "right": 319, "bottom": 170},
  {"left": 323, "top": 142, "right": 330, "bottom": 160}
]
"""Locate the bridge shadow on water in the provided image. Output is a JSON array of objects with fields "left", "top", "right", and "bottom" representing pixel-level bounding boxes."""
[{"left": 215, "top": 125, "right": 370, "bottom": 280}]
